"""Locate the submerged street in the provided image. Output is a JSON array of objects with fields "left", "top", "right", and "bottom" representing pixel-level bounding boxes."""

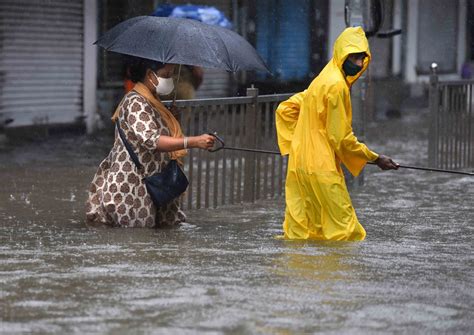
[{"left": 1, "top": 110, "right": 473, "bottom": 334}]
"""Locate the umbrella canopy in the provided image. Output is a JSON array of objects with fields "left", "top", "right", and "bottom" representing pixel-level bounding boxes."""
[
  {"left": 152, "top": 4, "right": 232, "bottom": 29},
  {"left": 95, "top": 16, "right": 269, "bottom": 73}
]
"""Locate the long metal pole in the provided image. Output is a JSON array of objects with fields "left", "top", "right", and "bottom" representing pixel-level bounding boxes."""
[
  {"left": 366, "top": 161, "right": 474, "bottom": 176},
  {"left": 212, "top": 146, "right": 474, "bottom": 176}
]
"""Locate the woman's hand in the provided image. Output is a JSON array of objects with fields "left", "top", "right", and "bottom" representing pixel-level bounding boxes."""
[
  {"left": 375, "top": 155, "right": 399, "bottom": 170},
  {"left": 190, "top": 134, "right": 215, "bottom": 150}
]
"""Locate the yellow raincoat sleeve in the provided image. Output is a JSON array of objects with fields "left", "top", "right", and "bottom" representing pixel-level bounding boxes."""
[
  {"left": 326, "top": 85, "right": 378, "bottom": 176},
  {"left": 275, "top": 91, "right": 306, "bottom": 155}
]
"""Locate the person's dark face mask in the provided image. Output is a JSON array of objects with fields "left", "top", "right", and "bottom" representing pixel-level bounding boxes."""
[{"left": 342, "top": 59, "right": 363, "bottom": 76}]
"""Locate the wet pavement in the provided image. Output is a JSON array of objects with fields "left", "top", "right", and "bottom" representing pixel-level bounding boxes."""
[{"left": 0, "top": 110, "right": 473, "bottom": 334}]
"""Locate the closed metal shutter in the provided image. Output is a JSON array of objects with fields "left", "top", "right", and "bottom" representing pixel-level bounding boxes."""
[{"left": 0, "top": 0, "right": 83, "bottom": 128}]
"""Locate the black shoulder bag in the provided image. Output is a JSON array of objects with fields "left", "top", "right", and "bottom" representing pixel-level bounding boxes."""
[{"left": 115, "top": 122, "right": 189, "bottom": 208}]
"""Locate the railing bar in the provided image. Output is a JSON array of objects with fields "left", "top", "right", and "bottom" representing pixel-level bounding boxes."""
[
  {"left": 220, "top": 105, "right": 227, "bottom": 206},
  {"left": 453, "top": 86, "right": 457, "bottom": 168},
  {"left": 453, "top": 86, "right": 458, "bottom": 169},
  {"left": 237, "top": 104, "right": 244, "bottom": 203},
  {"left": 230, "top": 104, "right": 237, "bottom": 204},
  {"left": 196, "top": 106, "right": 203, "bottom": 209},
  {"left": 438, "top": 87, "right": 443, "bottom": 169},
  {"left": 271, "top": 146, "right": 276, "bottom": 197},
  {"left": 179, "top": 108, "right": 187, "bottom": 209},
  {"left": 466, "top": 85, "right": 470, "bottom": 168},
  {"left": 443, "top": 86, "right": 450, "bottom": 168},
  {"left": 464, "top": 84, "right": 469, "bottom": 167},
  {"left": 459, "top": 86, "right": 463, "bottom": 168},
  {"left": 459, "top": 85, "right": 464, "bottom": 168},
  {"left": 271, "top": 101, "right": 277, "bottom": 197},
  {"left": 433, "top": 86, "right": 438, "bottom": 167},
  {"left": 205, "top": 107, "right": 211, "bottom": 209},
  {"left": 429, "top": 76, "right": 439, "bottom": 168},
  {"left": 255, "top": 100, "right": 262, "bottom": 200},
  {"left": 213, "top": 104, "right": 219, "bottom": 208},
  {"left": 463, "top": 84, "right": 469, "bottom": 168},
  {"left": 185, "top": 106, "right": 194, "bottom": 210},
  {"left": 442, "top": 86, "right": 447, "bottom": 169},
  {"left": 452, "top": 86, "right": 457, "bottom": 168},
  {"left": 278, "top": 153, "right": 284, "bottom": 197},
  {"left": 274, "top": 100, "right": 285, "bottom": 198},
  {"left": 456, "top": 86, "right": 461, "bottom": 168},
  {"left": 263, "top": 102, "right": 270, "bottom": 198},
  {"left": 446, "top": 86, "right": 451, "bottom": 169},
  {"left": 468, "top": 83, "right": 473, "bottom": 167},
  {"left": 458, "top": 86, "right": 462, "bottom": 168},
  {"left": 460, "top": 85, "right": 465, "bottom": 168}
]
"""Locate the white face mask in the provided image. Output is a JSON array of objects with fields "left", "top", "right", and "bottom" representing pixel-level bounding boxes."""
[{"left": 152, "top": 72, "right": 174, "bottom": 96}]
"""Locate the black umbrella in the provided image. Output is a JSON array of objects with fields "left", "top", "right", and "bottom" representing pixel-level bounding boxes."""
[{"left": 95, "top": 16, "right": 269, "bottom": 73}]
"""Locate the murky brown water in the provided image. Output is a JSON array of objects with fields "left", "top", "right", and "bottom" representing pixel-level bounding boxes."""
[{"left": 1, "top": 111, "right": 473, "bottom": 334}]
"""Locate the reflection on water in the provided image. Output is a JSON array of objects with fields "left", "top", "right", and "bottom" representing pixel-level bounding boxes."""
[{"left": 1, "top": 113, "right": 473, "bottom": 333}]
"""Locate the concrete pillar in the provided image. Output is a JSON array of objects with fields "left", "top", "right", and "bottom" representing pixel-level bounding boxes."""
[{"left": 83, "top": 0, "right": 99, "bottom": 134}]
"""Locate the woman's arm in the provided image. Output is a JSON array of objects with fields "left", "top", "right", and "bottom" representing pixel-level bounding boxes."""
[
  {"left": 125, "top": 96, "right": 214, "bottom": 152},
  {"left": 156, "top": 134, "right": 215, "bottom": 152}
]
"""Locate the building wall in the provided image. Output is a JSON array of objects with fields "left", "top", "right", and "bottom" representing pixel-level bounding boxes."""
[
  {"left": 327, "top": 0, "right": 346, "bottom": 60},
  {"left": 84, "top": 0, "right": 98, "bottom": 133}
]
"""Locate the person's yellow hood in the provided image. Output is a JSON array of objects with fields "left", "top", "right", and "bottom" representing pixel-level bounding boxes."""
[{"left": 332, "top": 26, "right": 371, "bottom": 86}]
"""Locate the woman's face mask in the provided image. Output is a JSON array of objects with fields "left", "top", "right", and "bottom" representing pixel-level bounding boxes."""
[
  {"left": 342, "top": 58, "right": 363, "bottom": 77},
  {"left": 152, "top": 71, "right": 174, "bottom": 96}
]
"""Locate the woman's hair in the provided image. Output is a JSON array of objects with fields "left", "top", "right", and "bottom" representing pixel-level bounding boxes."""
[{"left": 125, "top": 56, "right": 166, "bottom": 83}]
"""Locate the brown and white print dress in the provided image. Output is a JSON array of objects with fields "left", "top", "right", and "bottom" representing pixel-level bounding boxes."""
[{"left": 85, "top": 91, "right": 186, "bottom": 227}]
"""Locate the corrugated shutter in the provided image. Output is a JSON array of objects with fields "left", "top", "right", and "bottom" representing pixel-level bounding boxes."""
[{"left": 0, "top": 0, "right": 83, "bottom": 127}]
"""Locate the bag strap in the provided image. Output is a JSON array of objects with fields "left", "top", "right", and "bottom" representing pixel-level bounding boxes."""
[{"left": 115, "top": 121, "right": 143, "bottom": 170}]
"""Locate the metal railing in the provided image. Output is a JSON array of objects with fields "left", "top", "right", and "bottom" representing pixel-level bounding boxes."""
[
  {"left": 169, "top": 88, "right": 293, "bottom": 209},
  {"left": 429, "top": 66, "right": 474, "bottom": 170}
]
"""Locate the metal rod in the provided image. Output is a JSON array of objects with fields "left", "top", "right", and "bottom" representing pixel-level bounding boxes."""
[
  {"left": 213, "top": 146, "right": 474, "bottom": 176},
  {"left": 219, "top": 146, "right": 281, "bottom": 155},
  {"left": 172, "top": 64, "right": 182, "bottom": 105},
  {"left": 366, "top": 162, "right": 474, "bottom": 176}
]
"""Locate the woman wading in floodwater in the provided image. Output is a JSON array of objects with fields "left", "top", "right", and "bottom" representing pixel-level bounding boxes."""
[{"left": 86, "top": 57, "right": 215, "bottom": 227}]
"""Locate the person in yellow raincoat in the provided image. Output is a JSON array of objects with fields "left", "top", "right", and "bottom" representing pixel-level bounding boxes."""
[{"left": 275, "top": 26, "right": 399, "bottom": 241}]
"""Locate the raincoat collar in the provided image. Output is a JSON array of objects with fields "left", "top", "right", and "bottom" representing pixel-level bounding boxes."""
[{"left": 331, "top": 26, "right": 371, "bottom": 87}]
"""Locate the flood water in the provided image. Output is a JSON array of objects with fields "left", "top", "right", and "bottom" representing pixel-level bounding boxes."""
[{"left": 1, "top": 111, "right": 473, "bottom": 334}]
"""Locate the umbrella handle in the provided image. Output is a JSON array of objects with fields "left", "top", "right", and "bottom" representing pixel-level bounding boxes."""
[
  {"left": 172, "top": 64, "right": 182, "bottom": 105},
  {"left": 208, "top": 132, "right": 225, "bottom": 152}
]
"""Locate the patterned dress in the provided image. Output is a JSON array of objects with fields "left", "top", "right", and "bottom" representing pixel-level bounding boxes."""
[{"left": 85, "top": 91, "right": 186, "bottom": 227}]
